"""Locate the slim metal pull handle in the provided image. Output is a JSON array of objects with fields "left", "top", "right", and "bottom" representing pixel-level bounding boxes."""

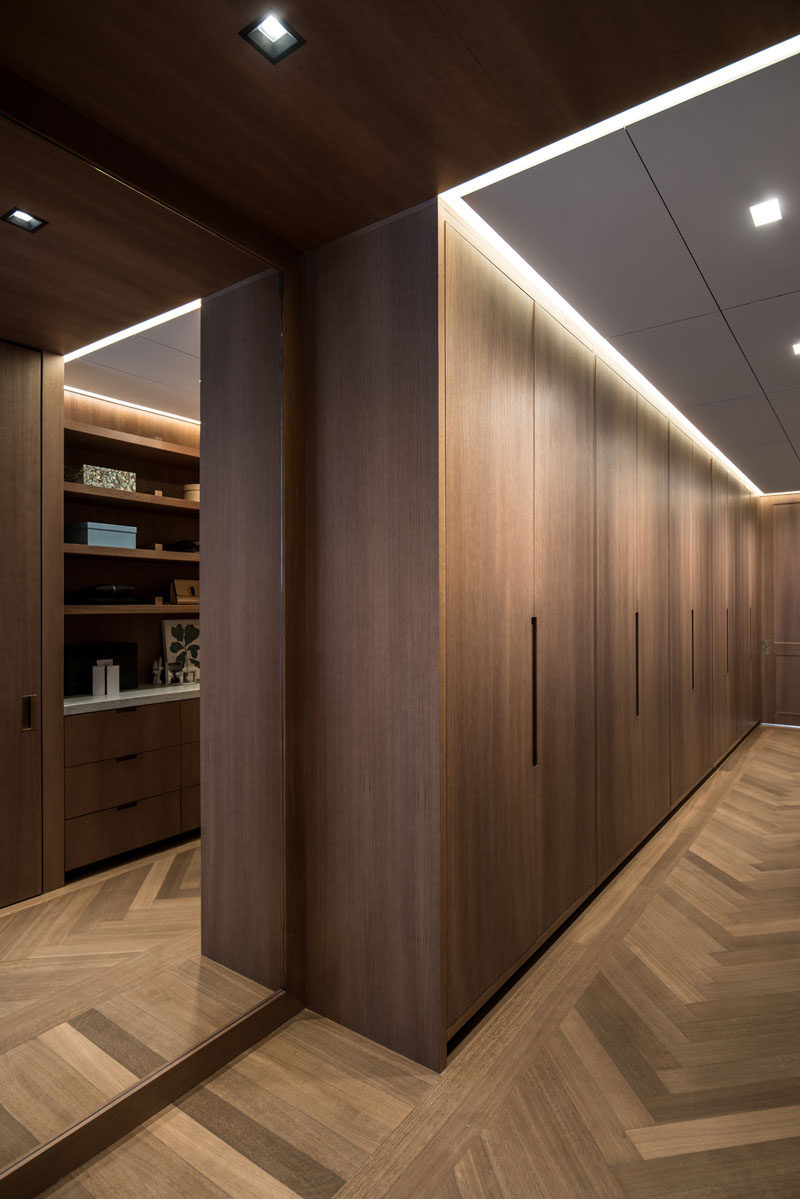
[
  {"left": 690, "top": 609, "right": 695, "bottom": 691},
  {"left": 21, "top": 694, "right": 38, "bottom": 732},
  {"left": 635, "top": 612, "right": 640, "bottom": 717},
  {"left": 726, "top": 607, "right": 730, "bottom": 675},
  {"left": 114, "top": 707, "right": 139, "bottom": 714},
  {"left": 115, "top": 801, "right": 138, "bottom": 811},
  {"left": 531, "top": 616, "right": 538, "bottom": 768},
  {"left": 116, "top": 753, "right": 138, "bottom": 763}
]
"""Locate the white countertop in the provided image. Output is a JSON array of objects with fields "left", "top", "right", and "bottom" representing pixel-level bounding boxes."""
[{"left": 64, "top": 682, "right": 200, "bottom": 715}]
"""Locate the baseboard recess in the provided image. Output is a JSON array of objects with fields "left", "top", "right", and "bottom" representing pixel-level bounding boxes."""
[{"left": 0, "top": 989, "right": 302, "bottom": 1199}]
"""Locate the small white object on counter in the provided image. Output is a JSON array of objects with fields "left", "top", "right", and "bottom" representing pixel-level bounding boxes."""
[{"left": 64, "top": 681, "right": 199, "bottom": 715}]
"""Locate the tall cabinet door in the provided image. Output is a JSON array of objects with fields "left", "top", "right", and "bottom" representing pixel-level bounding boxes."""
[
  {"left": 711, "top": 462, "right": 733, "bottom": 761},
  {"left": 444, "top": 228, "right": 536, "bottom": 1030},
  {"left": 634, "top": 396, "right": 670, "bottom": 836},
  {"left": 596, "top": 364, "right": 638, "bottom": 877},
  {"left": 0, "top": 341, "right": 42, "bottom": 907},
  {"left": 534, "top": 308, "right": 595, "bottom": 931},
  {"left": 693, "top": 445, "right": 714, "bottom": 778}
]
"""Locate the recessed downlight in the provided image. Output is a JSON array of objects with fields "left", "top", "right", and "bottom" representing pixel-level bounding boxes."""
[
  {"left": 793, "top": 341, "right": 800, "bottom": 356},
  {"left": 749, "top": 197, "right": 782, "bottom": 226},
  {"left": 240, "top": 11, "right": 304, "bottom": 63},
  {"left": 2, "top": 207, "right": 47, "bottom": 232}
]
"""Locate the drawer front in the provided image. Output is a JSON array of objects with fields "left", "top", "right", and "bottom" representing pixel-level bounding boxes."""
[
  {"left": 65, "top": 747, "right": 181, "bottom": 819},
  {"left": 65, "top": 703, "right": 180, "bottom": 766},
  {"left": 65, "top": 791, "right": 181, "bottom": 871},
  {"left": 180, "top": 698, "right": 200, "bottom": 744},
  {"left": 181, "top": 785, "right": 201, "bottom": 832},
  {"left": 181, "top": 741, "right": 200, "bottom": 789}
]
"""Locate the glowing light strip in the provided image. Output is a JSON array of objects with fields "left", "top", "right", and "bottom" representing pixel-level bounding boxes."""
[
  {"left": 443, "top": 35, "right": 800, "bottom": 202},
  {"left": 442, "top": 197, "right": 762, "bottom": 494},
  {"left": 65, "top": 386, "right": 201, "bottom": 426},
  {"left": 64, "top": 299, "right": 201, "bottom": 362}
]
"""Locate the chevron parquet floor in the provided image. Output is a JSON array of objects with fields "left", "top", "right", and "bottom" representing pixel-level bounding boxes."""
[
  {"left": 43, "top": 725, "right": 800, "bottom": 1197},
  {"left": 0, "top": 839, "right": 271, "bottom": 1172}
]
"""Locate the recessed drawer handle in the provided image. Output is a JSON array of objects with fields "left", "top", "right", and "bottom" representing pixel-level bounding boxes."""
[
  {"left": 116, "top": 753, "right": 138, "bottom": 763},
  {"left": 114, "top": 707, "right": 139, "bottom": 714},
  {"left": 116, "top": 801, "right": 138, "bottom": 811}
]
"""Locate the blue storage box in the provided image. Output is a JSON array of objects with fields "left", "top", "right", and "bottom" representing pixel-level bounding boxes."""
[{"left": 65, "top": 522, "right": 137, "bottom": 548}]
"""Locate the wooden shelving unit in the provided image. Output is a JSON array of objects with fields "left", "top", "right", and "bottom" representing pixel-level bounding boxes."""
[
  {"left": 64, "top": 543, "right": 199, "bottom": 563},
  {"left": 64, "top": 420, "right": 199, "bottom": 468}
]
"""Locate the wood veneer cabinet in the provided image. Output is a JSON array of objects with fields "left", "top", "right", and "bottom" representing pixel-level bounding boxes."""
[
  {"left": 596, "top": 365, "right": 669, "bottom": 878},
  {"left": 299, "top": 200, "right": 762, "bottom": 1071}
]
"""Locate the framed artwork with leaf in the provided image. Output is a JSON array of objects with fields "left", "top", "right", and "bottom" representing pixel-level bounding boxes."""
[{"left": 162, "top": 619, "right": 200, "bottom": 681}]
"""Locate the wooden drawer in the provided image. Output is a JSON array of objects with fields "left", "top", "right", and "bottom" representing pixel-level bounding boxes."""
[
  {"left": 181, "top": 785, "right": 201, "bottom": 832},
  {"left": 181, "top": 698, "right": 200, "bottom": 744},
  {"left": 65, "top": 746, "right": 181, "bottom": 819},
  {"left": 181, "top": 741, "right": 200, "bottom": 789},
  {"left": 65, "top": 703, "right": 180, "bottom": 767},
  {"left": 65, "top": 791, "right": 181, "bottom": 871}
]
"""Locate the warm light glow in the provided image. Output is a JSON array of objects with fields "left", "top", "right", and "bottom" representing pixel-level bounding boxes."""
[
  {"left": 750, "top": 197, "right": 782, "bottom": 226},
  {"left": 793, "top": 341, "right": 800, "bottom": 355},
  {"left": 441, "top": 196, "right": 762, "bottom": 495},
  {"left": 64, "top": 386, "right": 200, "bottom": 425},
  {"left": 64, "top": 299, "right": 201, "bottom": 363},
  {"left": 256, "top": 13, "right": 288, "bottom": 41},
  {"left": 442, "top": 36, "right": 800, "bottom": 202}
]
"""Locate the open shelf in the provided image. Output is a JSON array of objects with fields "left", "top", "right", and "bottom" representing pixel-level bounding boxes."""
[
  {"left": 65, "top": 604, "right": 200, "bottom": 615},
  {"left": 64, "top": 482, "right": 199, "bottom": 514},
  {"left": 64, "top": 543, "right": 199, "bottom": 563},
  {"left": 64, "top": 420, "right": 200, "bottom": 468}
]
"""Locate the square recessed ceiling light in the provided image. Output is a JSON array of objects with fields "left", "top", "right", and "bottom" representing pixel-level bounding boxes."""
[
  {"left": 793, "top": 341, "right": 800, "bottom": 356},
  {"left": 749, "top": 197, "right": 782, "bottom": 226},
  {"left": 240, "top": 12, "right": 304, "bottom": 63},
  {"left": 2, "top": 207, "right": 47, "bottom": 232}
]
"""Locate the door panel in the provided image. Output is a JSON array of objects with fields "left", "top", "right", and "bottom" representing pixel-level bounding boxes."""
[
  {"left": 0, "top": 341, "right": 42, "bottom": 907},
  {"left": 534, "top": 308, "right": 595, "bottom": 930},
  {"left": 445, "top": 228, "right": 536, "bottom": 1028}
]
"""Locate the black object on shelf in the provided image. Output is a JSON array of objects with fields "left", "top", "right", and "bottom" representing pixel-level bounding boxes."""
[
  {"left": 66, "top": 584, "right": 138, "bottom": 604},
  {"left": 64, "top": 642, "right": 139, "bottom": 696},
  {"left": 164, "top": 539, "right": 199, "bottom": 553}
]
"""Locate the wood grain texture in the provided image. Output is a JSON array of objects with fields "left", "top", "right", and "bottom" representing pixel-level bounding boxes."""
[
  {"left": 303, "top": 204, "right": 442, "bottom": 1069},
  {"left": 200, "top": 271, "right": 284, "bottom": 989},
  {"left": 65, "top": 747, "right": 180, "bottom": 819},
  {"left": 64, "top": 791, "right": 181, "bottom": 871},
  {"left": 533, "top": 307, "right": 596, "bottom": 931},
  {"left": 760, "top": 495, "right": 800, "bottom": 725},
  {"left": 0, "top": 339, "right": 42, "bottom": 908},
  {"left": 0, "top": 115, "right": 269, "bottom": 357},
  {"left": 47, "top": 725, "right": 800, "bottom": 1199},
  {"left": 711, "top": 463, "right": 734, "bottom": 760},
  {"left": 42, "top": 351, "right": 65, "bottom": 892},
  {"left": 65, "top": 706, "right": 180, "bottom": 769},
  {"left": 443, "top": 225, "right": 536, "bottom": 1031}
]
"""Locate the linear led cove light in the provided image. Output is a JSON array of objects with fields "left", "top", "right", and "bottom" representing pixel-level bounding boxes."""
[
  {"left": 64, "top": 299, "right": 201, "bottom": 363},
  {"left": 65, "top": 386, "right": 200, "bottom": 426}
]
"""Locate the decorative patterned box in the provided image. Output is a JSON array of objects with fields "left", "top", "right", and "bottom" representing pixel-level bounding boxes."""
[{"left": 64, "top": 463, "right": 136, "bottom": 491}]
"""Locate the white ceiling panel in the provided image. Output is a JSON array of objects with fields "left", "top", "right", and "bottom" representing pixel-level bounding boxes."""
[
  {"left": 724, "top": 289, "right": 800, "bottom": 393},
  {"left": 84, "top": 335, "right": 200, "bottom": 394},
  {"left": 466, "top": 130, "right": 715, "bottom": 338},
  {"left": 610, "top": 313, "right": 757, "bottom": 408},
  {"left": 64, "top": 359, "right": 200, "bottom": 421},
  {"left": 683, "top": 393, "right": 785, "bottom": 451},
  {"left": 769, "top": 387, "right": 800, "bottom": 452},
  {"left": 628, "top": 54, "right": 800, "bottom": 310},
  {"left": 140, "top": 310, "right": 200, "bottom": 356},
  {"left": 728, "top": 439, "right": 800, "bottom": 494}
]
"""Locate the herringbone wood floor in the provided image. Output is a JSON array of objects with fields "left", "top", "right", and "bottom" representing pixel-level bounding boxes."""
[
  {"left": 0, "top": 839, "right": 271, "bottom": 1171},
  {"left": 43, "top": 725, "right": 800, "bottom": 1196}
]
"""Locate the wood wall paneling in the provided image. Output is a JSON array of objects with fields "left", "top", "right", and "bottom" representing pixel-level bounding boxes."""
[
  {"left": 443, "top": 226, "right": 536, "bottom": 1030},
  {"left": 668, "top": 424, "right": 696, "bottom": 805},
  {"left": 533, "top": 307, "right": 596, "bottom": 931},
  {"left": 200, "top": 272, "right": 284, "bottom": 989},
  {"left": 692, "top": 445, "right": 714, "bottom": 779},
  {"left": 41, "top": 352, "right": 65, "bottom": 891},
  {"left": 634, "top": 395, "right": 670, "bottom": 835},
  {"left": 303, "top": 205, "right": 442, "bottom": 1069},
  {"left": 0, "top": 340, "right": 42, "bottom": 907},
  {"left": 595, "top": 362, "right": 638, "bottom": 877},
  {"left": 711, "top": 462, "right": 734, "bottom": 761}
]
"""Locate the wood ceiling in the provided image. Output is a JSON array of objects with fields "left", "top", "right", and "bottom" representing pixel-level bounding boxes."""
[{"left": 0, "top": 1, "right": 797, "bottom": 352}]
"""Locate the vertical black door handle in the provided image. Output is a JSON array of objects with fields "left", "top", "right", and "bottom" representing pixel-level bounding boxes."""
[
  {"left": 532, "top": 617, "right": 538, "bottom": 767},
  {"left": 691, "top": 609, "right": 695, "bottom": 691},
  {"left": 635, "top": 611, "right": 640, "bottom": 717},
  {"left": 726, "top": 607, "right": 730, "bottom": 675},
  {"left": 21, "top": 694, "right": 38, "bottom": 732}
]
